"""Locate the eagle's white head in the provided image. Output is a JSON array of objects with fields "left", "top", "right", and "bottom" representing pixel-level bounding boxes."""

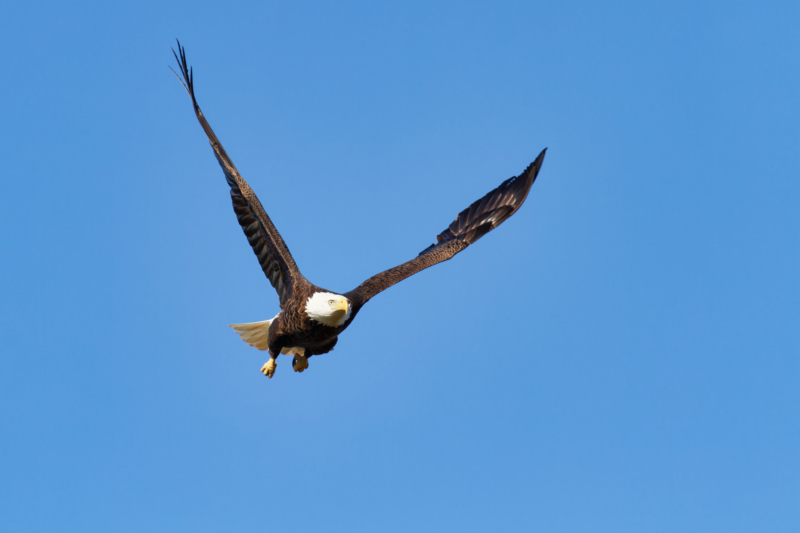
[{"left": 305, "top": 292, "right": 351, "bottom": 327}]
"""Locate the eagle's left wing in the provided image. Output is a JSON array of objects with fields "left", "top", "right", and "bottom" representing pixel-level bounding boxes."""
[{"left": 345, "top": 149, "right": 546, "bottom": 306}]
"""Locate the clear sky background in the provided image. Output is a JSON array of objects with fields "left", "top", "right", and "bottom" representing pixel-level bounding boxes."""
[{"left": 1, "top": 1, "right": 798, "bottom": 531}]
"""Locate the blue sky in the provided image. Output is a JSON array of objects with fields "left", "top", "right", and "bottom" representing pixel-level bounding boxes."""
[{"left": 1, "top": 0, "right": 798, "bottom": 531}]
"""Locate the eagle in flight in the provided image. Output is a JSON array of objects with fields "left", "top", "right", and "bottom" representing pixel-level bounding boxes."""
[{"left": 172, "top": 42, "right": 547, "bottom": 379}]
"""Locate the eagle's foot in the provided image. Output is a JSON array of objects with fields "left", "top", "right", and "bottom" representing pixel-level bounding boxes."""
[
  {"left": 292, "top": 354, "right": 309, "bottom": 373},
  {"left": 261, "top": 359, "right": 277, "bottom": 378}
]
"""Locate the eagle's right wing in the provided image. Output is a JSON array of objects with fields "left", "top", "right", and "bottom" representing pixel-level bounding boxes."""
[
  {"left": 172, "top": 42, "right": 305, "bottom": 307},
  {"left": 346, "top": 149, "right": 547, "bottom": 306}
]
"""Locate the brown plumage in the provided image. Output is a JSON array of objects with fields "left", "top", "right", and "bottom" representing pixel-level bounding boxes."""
[{"left": 172, "top": 42, "right": 547, "bottom": 378}]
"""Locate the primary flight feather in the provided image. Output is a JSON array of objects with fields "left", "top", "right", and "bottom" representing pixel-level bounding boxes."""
[{"left": 171, "top": 41, "right": 547, "bottom": 378}]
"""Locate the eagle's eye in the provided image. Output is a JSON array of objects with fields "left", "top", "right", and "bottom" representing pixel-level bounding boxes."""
[{"left": 328, "top": 299, "right": 334, "bottom": 305}]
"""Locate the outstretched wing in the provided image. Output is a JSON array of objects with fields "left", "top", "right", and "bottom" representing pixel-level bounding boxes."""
[
  {"left": 346, "top": 149, "right": 547, "bottom": 305},
  {"left": 172, "top": 41, "right": 305, "bottom": 307}
]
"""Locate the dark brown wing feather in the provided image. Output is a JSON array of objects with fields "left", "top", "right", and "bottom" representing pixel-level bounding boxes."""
[
  {"left": 346, "top": 149, "right": 546, "bottom": 305},
  {"left": 172, "top": 41, "right": 305, "bottom": 307}
]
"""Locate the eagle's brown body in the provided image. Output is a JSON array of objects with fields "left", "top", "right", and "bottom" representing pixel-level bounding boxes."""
[
  {"left": 267, "top": 283, "right": 356, "bottom": 357},
  {"left": 172, "top": 42, "right": 546, "bottom": 377}
]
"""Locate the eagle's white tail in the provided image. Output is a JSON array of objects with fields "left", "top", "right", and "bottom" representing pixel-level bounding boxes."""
[{"left": 229, "top": 317, "right": 276, "bottom": 351}]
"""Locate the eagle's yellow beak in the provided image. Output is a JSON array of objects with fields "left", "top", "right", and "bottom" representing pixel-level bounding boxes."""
[{"left": 333, "top": 299, "right": 349, "bottom": 313}]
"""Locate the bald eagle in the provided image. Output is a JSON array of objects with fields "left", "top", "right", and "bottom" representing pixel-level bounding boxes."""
[{"left": 172, "top": 43, "right": 547, "bottom": 378}]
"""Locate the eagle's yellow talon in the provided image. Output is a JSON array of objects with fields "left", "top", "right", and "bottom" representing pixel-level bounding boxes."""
[
  {"left": 261, "top": 359, "right": 277, "bottom": 378},
  {"left": 292, "top": 355, "right": 309, "bottom": 373}
]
